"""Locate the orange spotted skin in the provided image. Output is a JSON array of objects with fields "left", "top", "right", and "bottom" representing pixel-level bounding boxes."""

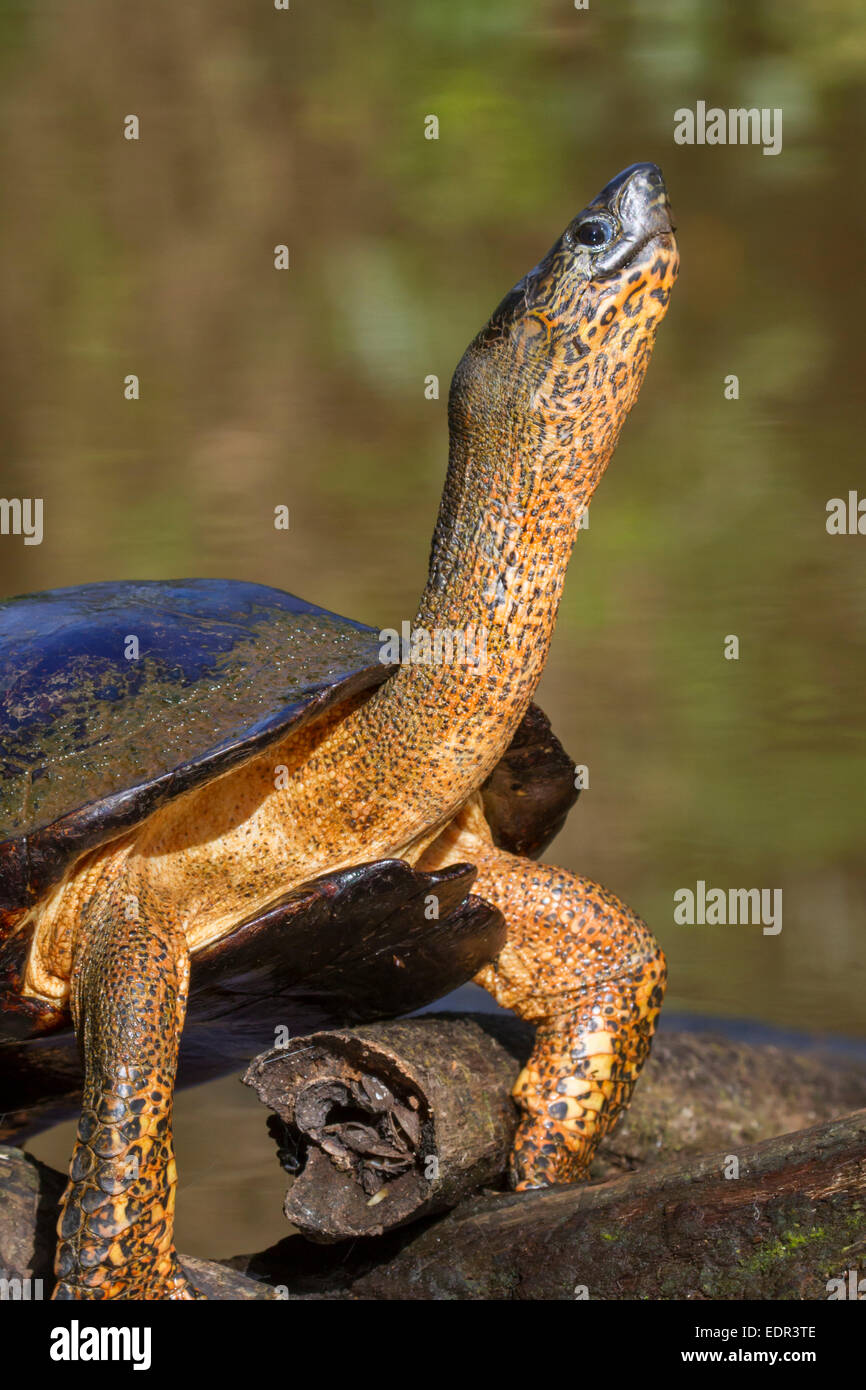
[
  {"left": 34, "top": 164, "right": 677, "bottom": 1297},
  {"left": 419, "top": 796, "right": 666, "bottom": 1186},
  {"left": 52, "top": 882, "right": 198, "bottom": 1300}
]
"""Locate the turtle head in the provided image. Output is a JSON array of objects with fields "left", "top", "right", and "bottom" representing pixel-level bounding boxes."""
[
  {"left": 448, "top": 162, "right": 679, "bottom": 524},
  {"left": 545, "top": 160, "right": 676, "bottom": 286}
]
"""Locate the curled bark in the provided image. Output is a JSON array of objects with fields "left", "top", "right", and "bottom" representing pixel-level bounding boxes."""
[
  {"left": 244, "top": 1014, "right": 866, "bottom": 1242},
  {"left": 280, "top": 1107, "right": 866, "bottom": 1300},
  {"left": 243, "top": 1016, "right": 528, "bottom": 1240}
]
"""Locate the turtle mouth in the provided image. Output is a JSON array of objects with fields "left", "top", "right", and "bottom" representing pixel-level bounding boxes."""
[
  {"left": 584, "top": 162, "right": 676, "bottom": 276},
  {"left": 593, "top": 225, "right": 676, "bottom": 280}
]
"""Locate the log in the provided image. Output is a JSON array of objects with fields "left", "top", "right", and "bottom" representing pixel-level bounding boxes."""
[
  {"left": 243, "top": 1014, "right": 866, "bottom": 1240},
  {"left": 242, "top": 1016, "right": 527, "bottom": 1240},
  {"left": 5, "top": 1021, "right": 866, "bottom": 1301},
  {"left": 232, "top": 1108, "right": 866, "bottom": 1300}
]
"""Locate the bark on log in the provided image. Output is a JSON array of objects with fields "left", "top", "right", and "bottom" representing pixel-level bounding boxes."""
[
  {"left": 243, "top": 1014, "right": 866, "bottom": 1241},
  {"left": 231, "top": 1108, "right": 866, "bottom": 1300},
  {"left": 242, "top": 1016, "right": 526, "bottom": 1240},
  {"left": 4, "top": 1019, "right": 866, "bottom": 1300}
]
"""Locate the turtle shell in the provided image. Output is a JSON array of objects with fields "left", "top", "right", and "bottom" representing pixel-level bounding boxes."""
[
  {"left": 0, "top": 579, "right": 392, "bottom": 913},
  {"left": 0, "top": 578, "right": 577, "bottom": 912},
  {"left": 0, "top": 577, "right": 577, "bottom": 1066}
]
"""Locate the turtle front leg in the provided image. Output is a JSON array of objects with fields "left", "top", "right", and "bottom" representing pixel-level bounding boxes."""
[
  {"left": 418, "top": 797, "right": 666, "bottom": 1188},
  {"left": 52, "top": 890, "right": 201, "bottom": 1300}
]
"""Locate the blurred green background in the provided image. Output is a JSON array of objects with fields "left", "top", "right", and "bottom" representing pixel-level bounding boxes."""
[{"left": 7, "top": 0, "right": 865, "bottom": 1256}]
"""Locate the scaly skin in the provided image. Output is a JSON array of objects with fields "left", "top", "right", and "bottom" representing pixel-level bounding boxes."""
[
  {"left": 419, "top": 795, "right": 666, "bottom": 1185},
  {"left": 52, "top": 882, "right": 197, "bottom": 1300},
  {"left": 28, "top": 164, "right": 678, "bottom": 1296}
]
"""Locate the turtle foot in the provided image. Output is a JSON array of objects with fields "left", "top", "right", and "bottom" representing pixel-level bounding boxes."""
[
  {"left": 508, "top": 1112, "right": 592, "bottom": 1190},
  {"left": 52, "top": 1252, "right": 205, "bottom": 1301}
]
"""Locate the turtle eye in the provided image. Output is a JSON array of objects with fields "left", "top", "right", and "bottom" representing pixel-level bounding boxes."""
[{"left": 576, "top": 217, "right": 615, "bottom": 248}]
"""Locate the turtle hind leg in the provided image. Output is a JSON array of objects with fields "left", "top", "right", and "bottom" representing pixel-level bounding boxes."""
[
  {"left": 418, "top": 797, "right": 666, "bottom": 1188},
  {"left": 52, "top": 884, "right": 201, "bottom": 1300},
  {"left": 478, "top": 853, "right": 665, "bottom": 1187}
]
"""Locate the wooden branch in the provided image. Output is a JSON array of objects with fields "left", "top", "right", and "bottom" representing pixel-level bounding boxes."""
[
  {"left": 231, "top": 1108, "right": 866, "bottom": 1301},
  {"left": 348, "top": 1107, "right": 866, "bottom": 1300},
  {"left": 5, "top": 1025, "right": 866, "bottom": 1301},
  {"left": 243, "top": 1015, "right": 866, "bottom": 1241},
  {"left": 242, "top": 1016, "right": 528, "bottom": 1240}
]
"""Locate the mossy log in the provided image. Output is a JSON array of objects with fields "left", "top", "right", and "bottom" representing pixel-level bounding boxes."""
[
  {"left": 3, "top": 1024, "right": 866, "bottom": 1300},
  {"left": 243, "top": 1014, "right": 866, "bottom": 1241},
  {"left": 233, "top": 1107, "right": 866, "bottom": 1300}
]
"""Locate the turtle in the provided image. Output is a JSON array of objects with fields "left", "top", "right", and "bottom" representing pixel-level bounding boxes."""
[{"left": 0, "top": 161, "right": 678, "bottom": 1300}]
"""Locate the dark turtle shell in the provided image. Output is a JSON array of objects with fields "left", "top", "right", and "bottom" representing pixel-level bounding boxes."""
[
  {"left": 0, "top": 579, "right": 393, "bottom": 913},
  {"left": 0, "top": 578, "right": 577, "bottom": 1083},
  {"left": 0, "top": 578, "right": 577, "bottom": 910}
]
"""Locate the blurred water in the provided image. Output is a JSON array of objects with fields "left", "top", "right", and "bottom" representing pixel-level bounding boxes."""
[{"left": 7, "top": 0, "right": 866, "bottom": 1257}]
